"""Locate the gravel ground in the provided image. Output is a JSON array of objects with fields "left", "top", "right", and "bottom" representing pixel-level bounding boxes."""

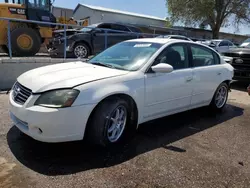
[{"left": 0, "top": 82, "right": 250, "bottom": 188}]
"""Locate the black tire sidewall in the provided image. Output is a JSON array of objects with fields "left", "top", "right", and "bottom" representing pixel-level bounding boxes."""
[
  {"left": 88, "top": 98, "right": 133, "bottom": 147},
  {"left": 73, "top": 43, "right": 89, "bottom": 58},
  {"left": 210, "top": 83, "right": 229, "bottom": 111},
  {"left": 10, "top": 28, "right": 41, "bottom": 57},
  {"left": 1, "top": 45, "right": 9, "bottom": 54}
]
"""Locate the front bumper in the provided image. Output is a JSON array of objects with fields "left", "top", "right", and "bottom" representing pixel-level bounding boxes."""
[
  {"left": 48, "top": 39, "right": 75, "bottom": 57},
  {"left": 9, "top": 90, "right": 95, "bottom": 143}
]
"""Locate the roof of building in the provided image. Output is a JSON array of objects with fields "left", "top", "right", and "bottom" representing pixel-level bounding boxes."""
[{"left": 74, "top": 3, "right": 166, "bottom": 22}]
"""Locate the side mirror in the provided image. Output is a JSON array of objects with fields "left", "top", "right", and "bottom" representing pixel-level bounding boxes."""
[
  {"left": 151, "top": 63, "right": 173, "bottom": 73},
  {"left": 209, "top": 43, "right": 216, "bottom": 47}
]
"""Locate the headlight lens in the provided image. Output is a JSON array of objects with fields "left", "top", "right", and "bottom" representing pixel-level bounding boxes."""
[
  {"left": 221, "top": 55, "right": 233, "bottom": 64},
  {"left": 34, "top": 89, "right": 80, "bottom": 108}
]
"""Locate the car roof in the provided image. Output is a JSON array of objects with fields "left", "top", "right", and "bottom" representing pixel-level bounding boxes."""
[
  {"left": 210, "top": 39, "right": 223, "bottom": 42},
  {"left": 157, "top": 35, "right": 189, "bottom": 38},
  {"left": 167, "top": 35, "right": 188, "bottom": 38},
  {"left": 126, "top": 38, "right": 194, "bottom": 44}
]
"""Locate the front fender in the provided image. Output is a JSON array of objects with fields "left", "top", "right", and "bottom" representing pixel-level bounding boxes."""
[
  {"left": 73, "top": 78, "right": 145, "bottom": 123},
  {"left": 74, "top": 83, "right": 139, "bottom": 105}
]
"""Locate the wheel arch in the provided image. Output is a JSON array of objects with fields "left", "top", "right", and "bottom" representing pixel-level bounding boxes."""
[
  {"left": 84, "top": 92, "right": 139, "bottom": 138},
  {"left": 222, "top": 79, "right": 232, "bottom": 90},
  {"left": 208, "top": 80, "right": 231, "bottom": 106}
]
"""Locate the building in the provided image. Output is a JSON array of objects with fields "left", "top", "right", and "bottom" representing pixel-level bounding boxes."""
[
  {"left": 73, "top": 4, "right": 167, "bottom": 27},
  {"left": 52, "top": 6, "right": 74, "bottom": 19}
]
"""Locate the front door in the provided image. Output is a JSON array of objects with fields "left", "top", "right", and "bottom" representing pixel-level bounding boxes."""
[
  {"left": 92, "top": 30, "right": 107, "bottom": 54},
  {"left": 144, "top": 43, "right": 194, "bottom": 120}
]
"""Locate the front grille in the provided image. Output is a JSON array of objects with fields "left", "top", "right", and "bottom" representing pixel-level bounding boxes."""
[
  {"left": 223, "top": 52, "right": 250, "bottom": 58},
  {"left": 12, "top": 82, "right": 32, "bottom": 105}
]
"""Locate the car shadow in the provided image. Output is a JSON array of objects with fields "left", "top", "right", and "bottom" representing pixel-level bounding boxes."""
[
  {"left": 231, "top": 81, "right": 249, "bottom": 92},
  {"left": 7, "top": 104, "right": 244, "bottom": 176}
]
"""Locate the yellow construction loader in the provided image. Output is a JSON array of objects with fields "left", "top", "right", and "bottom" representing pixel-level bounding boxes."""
[{"left": 0, "top": 0, "right": 57, "bottom": 56}]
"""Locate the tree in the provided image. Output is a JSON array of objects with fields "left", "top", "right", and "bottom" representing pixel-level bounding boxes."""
[
  {"left": 166, "top": 0, "right": 250, "bottom": 38},
  {"left": 165, "top": 17, "right": 173, "bottom": 28}
]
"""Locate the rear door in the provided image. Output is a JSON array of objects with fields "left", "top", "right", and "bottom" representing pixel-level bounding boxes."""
[{"left": 189, "top": 44, "right": 224, "bottom": 108}]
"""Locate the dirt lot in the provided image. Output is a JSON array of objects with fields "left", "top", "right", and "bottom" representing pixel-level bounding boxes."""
[{"left": 0, "top": 82, "right": 250, "bottom": 188}]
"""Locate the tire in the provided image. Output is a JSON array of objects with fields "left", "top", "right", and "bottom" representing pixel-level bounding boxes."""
[
  {"left": 73, "top": 43, "right": 89, "bottom": 59},
  {"left": 87, "top": 97, "right": 136, "bottom": 147},
  {"left": 9, "top": 27, "right": 41, "bottom": 57},
  {"left": 209, "top": 83, "right": 229, "bottom": 111}
]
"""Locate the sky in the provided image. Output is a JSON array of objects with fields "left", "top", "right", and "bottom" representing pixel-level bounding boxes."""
[{"left": 1, "top": 0, "right": 249, "bottom": 35}]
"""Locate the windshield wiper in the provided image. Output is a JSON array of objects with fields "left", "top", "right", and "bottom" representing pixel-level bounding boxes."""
[{"left": 90, "top": 62, "right": 114, "bottom": 68}]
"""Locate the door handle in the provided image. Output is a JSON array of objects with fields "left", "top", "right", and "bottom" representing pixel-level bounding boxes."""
[{"left": 186, "top": 77, "right": 193, "bottom": 82}]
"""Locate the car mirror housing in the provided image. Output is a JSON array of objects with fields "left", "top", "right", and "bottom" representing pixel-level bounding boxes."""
[
  {"left": 151, "top": 63, "right": 173, "bottom": 73},
  {"left": 209, "top": 44, "right": 216, "bottom": 48}
]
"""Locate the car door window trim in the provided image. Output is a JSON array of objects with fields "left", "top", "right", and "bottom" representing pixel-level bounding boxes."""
[{"left": 188, "top": 43, "right": 221, "bottom": 68}]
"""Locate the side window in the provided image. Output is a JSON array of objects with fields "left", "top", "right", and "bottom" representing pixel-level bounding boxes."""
[
  {"left": 228, "top": 41, "right": 234, "bottom": 46},
  {"left": 98, "top": 24, "right": 112, "bottom": 33},
  {"left": 154, "top": 44, "right": 189, "bottom": 70},
  {"left": 219, "top": 41, "right": 229, "bottom": 46},
  {"left": 191, "top": 45, "right": 220, "bottom": 67},
  {"left": 127, "top": 26, "right": 142, "bottom": 33},
  {"left": 111, "top": 24, "right": 130, "bottom": 32}
]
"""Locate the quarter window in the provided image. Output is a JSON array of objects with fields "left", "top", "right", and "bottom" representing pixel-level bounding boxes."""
[
  {"left": 191, "top": 45, "right": 220, "bottom": 67},
  {"left": 153, "top": 44, "right": 189, "bottom": 70}
]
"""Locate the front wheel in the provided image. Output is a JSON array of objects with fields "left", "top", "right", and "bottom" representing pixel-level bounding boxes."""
[
  {"left": 209, "top": 83, "right": 229, "bottom": 111},
  {"left": 73, "top": 43, "right": 89, "bottom": 58},
  {"left": 87, "top": 97, "right": 135, "bottom": 147},
  {"left": 10, "top": 27, "right": 41, "bottom": 57}
]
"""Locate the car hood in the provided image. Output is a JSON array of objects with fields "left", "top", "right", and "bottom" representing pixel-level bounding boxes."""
[
  {"left": 17, "top": 61, "right": 129, "bottom": 93},
  {"left": 223, "top": 47, "right": 250, "bottom": 56},
  {"left": 53, "top": 29, "right": 84, "bottom": 38},
  {"left": 223, "top": 47, "right": 250, "bottom": 54}
]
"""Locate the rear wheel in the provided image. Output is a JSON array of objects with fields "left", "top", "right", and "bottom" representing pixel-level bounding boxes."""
[
  {"left": 209, "top": 83, "right": 229, "bottom": 111},
  {"left": 9, "top": 27, "right": 41, "bottom": 57}
]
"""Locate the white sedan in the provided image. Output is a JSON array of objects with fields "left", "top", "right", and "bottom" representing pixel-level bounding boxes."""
[{"left": 9, "top": 38, "right": 234, "bottom": 147}]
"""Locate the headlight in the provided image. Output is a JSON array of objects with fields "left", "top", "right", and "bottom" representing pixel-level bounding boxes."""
[
  {"left": 221, "top": 56, "right": 233, "bottom": 64},
  {"left": 34, "top": 89, "right": 80, "bottom": 108}
]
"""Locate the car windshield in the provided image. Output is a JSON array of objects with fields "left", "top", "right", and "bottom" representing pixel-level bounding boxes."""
[
  {"left": 88, "top": 41, "right": 163, "bottom": 71},
  {"left": 81, "top": 24, "right": 98, "bottom": 32}
]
